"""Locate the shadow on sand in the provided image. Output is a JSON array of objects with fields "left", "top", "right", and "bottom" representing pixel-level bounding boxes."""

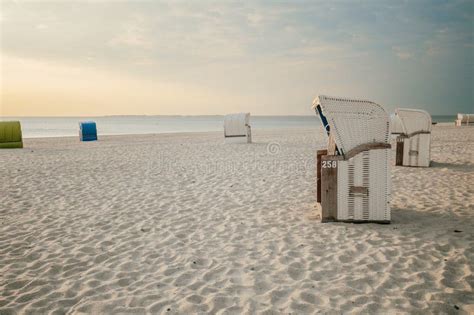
[
  {"left": 430, "top": 161, "right": 474, "bottom": 172},
  {"left": 390, "top": 207, "right": 468, "bottom": 227}
]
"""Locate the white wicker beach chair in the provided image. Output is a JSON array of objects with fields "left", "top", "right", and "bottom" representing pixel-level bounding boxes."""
[
  {"left": 313, "top": 95, "right": 391, "bottom": 223},
  {"left": 393, "top": 108, "right": 431, "bottom": 167},
  {"left": 455, "top": 113, "right": 474, "bottom": 126},
  {"left": 390, "top": 113, "right": 404, "bottom": 135},
  {"left": 224, "top": 113, "right": 252, "bottom": 144}
]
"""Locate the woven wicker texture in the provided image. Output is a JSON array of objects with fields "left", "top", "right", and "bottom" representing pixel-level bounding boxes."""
[
  {"left": 402, "top": 133, "right": 431, "bottom": 167},
  {"left": 0, "top": 121, "right": 23, "bottom": 149},
  {"left": 313, "top": 95, "right": 391, "bottom": 222},
  {"left": 390, "top": 113, "right": 404, "bottom": 134},
  {"left": 337, "top": 149, "right": 390, "bottom": 221},
  {"left": 224, "top": 113, "right": 250, "bottom": 137},
  {"left": 457, "top": 113, "right": 474, "bottom": 123},
  {"left": 395, "top": 108, "right": 431, "bottom": 135},
  {"left": 313, "top": 95, "right": 390, "bottom": 154}
]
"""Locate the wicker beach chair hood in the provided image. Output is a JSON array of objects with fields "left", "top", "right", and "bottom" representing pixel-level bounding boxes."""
[
  {"left": 312, "top": 95, "right": 390, "bottom": 155},
  {"left": 0, "top": 121, "right": 23, "bottom": 149},
  {"left": 224, "top": 113, "right": 250, "bottom": 137},
  {"left": 395, "top": 108, "right": 431, "bottom": 136}
]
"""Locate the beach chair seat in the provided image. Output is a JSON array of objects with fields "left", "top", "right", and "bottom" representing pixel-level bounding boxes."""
[
  {"left": 393, "top": 109, "right": 431, "bottom": 167},
  {"left": 224, "top": 113, "right": 252, "bottom": 143},
  {"left": 0, "top": 121, "right": 23, "bottom": 149},
  {"left": 313, "top": 95, "right": 391, "bottom": 223},
  {"left": 79, "top": 121, "right": 98, "bottom": 141}
]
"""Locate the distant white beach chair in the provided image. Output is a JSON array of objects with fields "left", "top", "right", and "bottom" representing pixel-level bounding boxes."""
[
  {"left": 224, "top": 113, "right": 252, "bottom": 143},
  {"left": 313, "top": 95, "right": 391, "bottom": 223},
  {"left": 455, "top": 113, "right": 474, "bottom": 126},
  {"left": 393, "top": 109, "right": 431, "bottom": 167}
]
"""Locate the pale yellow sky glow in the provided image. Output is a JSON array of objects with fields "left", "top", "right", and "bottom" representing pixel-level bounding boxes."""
[
  {"left": 1, "top": 55, "right": 249, "bottom": 116},
  {"left": 1, "top": 1, "right": 472, "bottom": 116}
]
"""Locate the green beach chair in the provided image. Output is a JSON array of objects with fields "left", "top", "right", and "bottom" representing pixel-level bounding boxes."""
[{"left": 0, "top": 121, "right": 23, "bottom": 149}]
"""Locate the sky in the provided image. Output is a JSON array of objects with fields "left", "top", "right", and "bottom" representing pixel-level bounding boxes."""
[{"left": 1, "top": 0, "right": 473, "bottom": 116}]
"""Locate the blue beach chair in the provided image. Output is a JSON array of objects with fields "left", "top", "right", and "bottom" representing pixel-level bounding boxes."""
[{"left": 79, "top": 122, "right": 98, "bottom": 141}]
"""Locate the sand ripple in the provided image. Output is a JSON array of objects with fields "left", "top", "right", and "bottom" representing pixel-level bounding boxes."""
[{"left": 1, "top": 126, "right": 473, "bottom": 313}]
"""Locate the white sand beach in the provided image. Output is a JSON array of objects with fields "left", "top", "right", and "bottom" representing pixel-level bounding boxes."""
[{"left": 0, "top": 125, "right": 473, "bottom": 314}]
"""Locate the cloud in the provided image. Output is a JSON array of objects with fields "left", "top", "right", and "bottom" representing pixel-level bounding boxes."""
[
  {"left": 35, "top": 23, "right": 48, "bottom": 30},
  {"left": 424, "top": 41, "right": 441, "bottom": 57},
  {"left": 107, "top": 14, "right": 152, "bottom": 49},
  {"left": 1, "top": 1, "right": 473, "bottom": 115},
  {"left": 392, "top": 46, "right": 413, "bottom": 60},
  {"left": 1, "top": 55, "right": 249, "bottom": 116}
]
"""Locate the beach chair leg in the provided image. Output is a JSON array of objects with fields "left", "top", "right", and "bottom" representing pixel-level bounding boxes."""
[
  {"left": 396, "top": 138, "right": 404, "bottom": 166},
  {"left": 321, "top": 156, "right": 338, "bottom": 222},
  {"left": 316, "top": 150, "right": 327, "bottom": 203}
]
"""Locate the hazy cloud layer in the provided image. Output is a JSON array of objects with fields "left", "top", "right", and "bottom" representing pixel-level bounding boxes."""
[{"left": 1, "top": 0, "right": 473, "bottom": 115}]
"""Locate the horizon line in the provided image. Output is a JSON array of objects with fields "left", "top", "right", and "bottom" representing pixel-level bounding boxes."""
[{"left": 0, "top": 113, "right": 460, "bottom": 118}]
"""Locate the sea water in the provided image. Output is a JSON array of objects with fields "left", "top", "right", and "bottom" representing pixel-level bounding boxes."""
[{"left": 0, "top": 116, "right": 320, "bottom": 138}]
